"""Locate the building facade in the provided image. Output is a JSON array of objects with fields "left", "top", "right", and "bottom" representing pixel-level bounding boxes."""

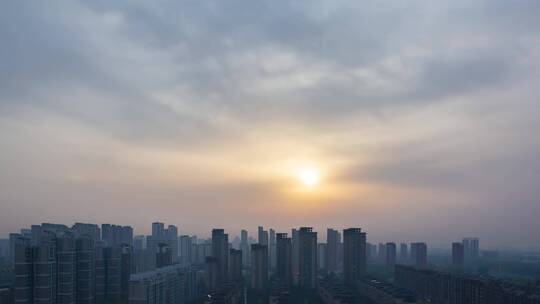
[{"left": 343, "top": 228, "right": 366, "bottom": 287}]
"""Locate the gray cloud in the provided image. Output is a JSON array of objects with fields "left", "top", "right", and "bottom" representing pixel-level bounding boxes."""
[{"left": 0, "top": 0, "right": 539, "bottom": 247}]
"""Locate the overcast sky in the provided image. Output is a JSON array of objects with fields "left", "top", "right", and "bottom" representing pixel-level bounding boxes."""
[{"left": 1, "top": 1, "right": 539, "bottom": 248}]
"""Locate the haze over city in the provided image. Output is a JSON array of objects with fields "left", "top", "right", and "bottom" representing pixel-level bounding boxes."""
[{"left": 1, "top": 1, "right": 540, "bottom": 250}]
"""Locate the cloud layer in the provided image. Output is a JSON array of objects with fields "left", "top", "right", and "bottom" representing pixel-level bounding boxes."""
[{"left": 1, "top": 0, "right": 539, "bottom": 248}]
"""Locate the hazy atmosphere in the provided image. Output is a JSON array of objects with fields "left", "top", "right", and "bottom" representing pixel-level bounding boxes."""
[{"left": 1, "top": 1, "right": 539, "bottom": 248}]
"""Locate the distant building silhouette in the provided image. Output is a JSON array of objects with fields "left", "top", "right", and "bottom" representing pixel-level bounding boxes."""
[
  {"left": 56, "top": 234, "right": 76, "bottom": 304},
  {"left": 165, "top": 225, "right": 178, "bottom": 263},
  {"left": 291, "top": 228, "right": 299, "bottom": 279},
  {"left": 258, "top": 226, "right": 268, "bottom": 246},
  {"left": 180, "top": 235, "right": 192, "bottom": 265},
  {"left": 250, "top": 244, "right": 268, "bottom": 291},
  {"left": 366, "top": 242, "right": 375, "bottom": 262},
  {"left": 317, "top": 243, "right": 326, "bottom": 270},
  {"left": 72, "top": 223, "right": 101, "bottom": 240},
  {"left": 120, "top": 244, "right": 134, "bottom": 302},
  {"left": 410, "top": 242, "right": 428, "bottom": 268},
  {"left": 151, "top": 222, "right": 165, "bottom": 239},
  {"left": 146, "top": 222, "right": 177, "bottom": 269},
  {"left": 156, "top": 242, "right": 172, "bottom": 268},
  {"left": 343, "top": 228, "right": 367, "bottom": 287},
  {"left": 463, "top": 237, "right": 479, "bottom": 265},
  {"left": 276, "top": 233, "right": 292, "bottom": 286},
  {"left": 205, "top": 256, "right": 220, "bottom": 290},
  {"left": 13, "top": 224, "right": 132, "bottom": 304},
  {"left": 298, "top": 227, "right": 317, "bottom": 289},
  {"left": 229, "top": 249, "right": 242, "bottom": 281},
  {"left": 269, "top": 228, "right": 276, "bottom": 270},
  {"left": 13, "top": 235, "right": 32, "bottom": 304},
  {"left": 386, "top": 242, "right": 397, "bottom": 267},
  {"left": 75, "top": 236, "right": 95, "bottom": 304},
  {"left": 378, "top": 243, "right": 386, "bottom": 264},
  {"left": 326, "top": 228, "right": 339, "bottom": 273},
  {"left": 452, "top": 242, "right": 465, "bottom": 270},
  {"left": 102, "top": 224, "right": 132, "bottom": 247},
  {"left": 211, "top": 229, "right": 229, "bottom": 286},
  {"left": 240, "top": 229, "right": 250, "bottom": 267},
  {"left": 399, "top": 243, "right": 408, "bottom": 262}
]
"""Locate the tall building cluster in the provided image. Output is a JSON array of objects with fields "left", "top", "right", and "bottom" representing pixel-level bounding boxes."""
[
  {"left": 6, "top": 222, "right": 204, "bottom": 304},
  {"left": 11, "top": 223, "right": 133, "bottom": 304},
  {"left": 5, "top": 222, "right": 537, "bottom": 304},
  {"left": 4, "top": 222, "right": 374, "bottom": 304}
]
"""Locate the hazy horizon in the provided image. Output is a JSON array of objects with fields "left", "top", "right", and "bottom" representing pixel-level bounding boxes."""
[{"left": 1, "top": 1, "right": 539, "bottom": 249}]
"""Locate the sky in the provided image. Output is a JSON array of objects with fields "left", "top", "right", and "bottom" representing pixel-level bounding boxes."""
[{"left": 1, "top": 1, "right": 539, "bottom": 249}]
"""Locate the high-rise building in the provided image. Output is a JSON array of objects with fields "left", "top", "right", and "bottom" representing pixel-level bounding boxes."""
[
  {"left": 205, "top": 257, "right": 219, "bottom": 291},
  {"left": 276, "top": 233, "right": 292, "bottom": 286},
  {"left": 229, "top": 249, "right": 242, "bottom": 281},
  {"left": 410, "top": 242, "right": 427, "bottom": 268},
  {"left": 258, "top": 226, "right": 268, "bottom": 246},
  {"left": 13, "top": 235, "right": 32, "bottom": 304},
  {"left": 13, "top": 223, "right": 130, "bottom": 304},
  {"left": 378, "top": 243, "right": 386, "bottom": 264},
  {"left": 317, "top": 243, "right": 326, "bottom": 270},
  {"left": 151, "top": 222, "right": 165, "bottom": 239},
  {"left": 101, "top": 224, "right": 116, "bottom": 247},
  {"left": 250, "top": 244, "right": 268, "bottom": 291},
  {"left": 72, "top": 223, "right": 101, "bottom": 240},
  {"left": 211, "top": 229, "right": 229, "bottom": 286},
  {"left": 75, "top": 236, "right": 95, "bottom": 304},
  {"left": 240, "top": 229, "right": 250, "bottom": 267},
  {"left": 165, "top": 225, "right": 178, "bottom": 263},
  {"left": 95, "top": 241, "right": 106, "bottom": 303},
  {"left": 240, "top": 230, "right": 248, "bottom": 245},
  {"left": 15, "top": 225, "right": 82, "bottom": 304},
  {"left": 146, "top": 222, "right": 177, "bottom": 269},
  {"left": 366, "top": 242, "right": 374, "bottom": 262},
  {"left": 156, "top": 243, "right": 172, "bottom": 268},
  {"left": 386, "top": 242, "right": 397, "bottom": 267},
  {"left": 298, "top": 227, "right": 317, "bottom": 289},
  {"left": 452, "top": 242, "right": 465, "bottom": 270},
  {"left": 101, "top": 224, "right": 133, "bottom": 247},
  {"left": 121, "top": 226, "right": 133, "bottom": 246},
  {"left": 133, "top": 236, "right": 145, "bottom": 273},
  {"left": 231, "top": 235, "right": 241, "bottom": 250},
  {"left": 399, "top": 243, "right": 408, "bottom": 262},
  {"left": 291, "top": 228, "right": 299, "bottom": 278},
  {"left": 56, "top": 234, "right": 76, "bottom": 304},
  {"left": 99, "top": 244, "right": 131, "bottom": 303},
  {"left": 102, "top": 246, "right": 121, "bottom": 303},
  {"left": 120, "top": 244, "right": 134, "bottom": 302},
  {"left": 180, "top": 235, "right": 192, "bottom": 265},
  {"left": 133, "top": 235, "right": 145, "bottom": 250},
  {"left": 33, "top": 230, "right": 58, "bottom": 304},
  {"left": 343, "top": 228, "right": 367, "bottom": 287},
  {"left": 336, "top": 231, "right": 343, "bottom": 268},
  {"left": 325, "top": 229, "right": 339, "bottom": 273},
  {"left": 269, "top": 228, "right": 276, "bottom": 270},
  {"left": 463, "top": 238, "right": 479, "bottom": 263}
]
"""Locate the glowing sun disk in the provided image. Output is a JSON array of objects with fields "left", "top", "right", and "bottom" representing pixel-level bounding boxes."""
[{"left": 298, "top": 168, "right": 320, "bottom": 188}]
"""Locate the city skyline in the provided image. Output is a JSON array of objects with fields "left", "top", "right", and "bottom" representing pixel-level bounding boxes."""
[
  {"left": 5, "top": 221, "right": 537, "bottom": 304},
  {"left": 0, "top": 221, "right": 488, "bottom": 253},
  {"left": 1, "top": 1, "right": 540, "bottom": 249}
]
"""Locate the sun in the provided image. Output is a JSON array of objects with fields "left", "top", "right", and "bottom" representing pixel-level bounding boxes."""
[{"left": 298, "top": 168, "right": 320, "bottom": 188}]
